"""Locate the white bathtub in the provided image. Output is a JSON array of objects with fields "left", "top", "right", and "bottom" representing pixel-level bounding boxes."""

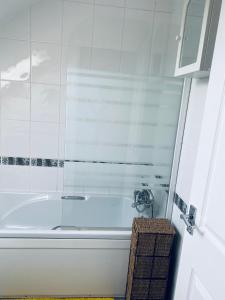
[{"left": 0, "top": 192, "right": 135, "bottom": 298}]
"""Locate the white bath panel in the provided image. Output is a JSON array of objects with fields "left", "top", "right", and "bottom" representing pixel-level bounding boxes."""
[{"left": 0, "top": 239, "right": 130, "bottom": 297}]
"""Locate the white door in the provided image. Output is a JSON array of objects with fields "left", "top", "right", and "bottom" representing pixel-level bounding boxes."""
[{"left": 174, "top": 2, "right": 225, "bottom": 300}]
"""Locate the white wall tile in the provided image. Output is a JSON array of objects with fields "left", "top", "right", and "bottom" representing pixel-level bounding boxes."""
[
  {"left": 30, "top": 122, "right": 59, "bottom": 158},
  {"left": 122, "top": 9, "right": 154, "bottom": 52},
  {"left": 0, "top": 81, "right": 30, "bottom": 121},
  {"left": 149, "top": 12, "right": 173, "bottom": 76},
  {"left": 120, "top": 9, "right": 153, "bottom": 75},
  {"left": 0, "top": 39, "right": 30, "bottom": 81},
  {"left": 120, "top": 51, "right": 145, "bottom": 75},
  {"left": 155, "top": 0, "right": 174, "bottom": 12},
  {"left": 91, "top": 48, "right": 121, "bottom": 73},
  {"left": 58, "top": 124, "right": 65, "bottom": 159},
  {"left": 31, "top": 84, "right": 60, "bottom": 123},
  {"left": 61, "top": 45, "right": 91, "bottom": 84},
  {"left": 31, "top": 0, "right": 62, "bottom": 43},
  {"left": 93, "top": 5, "right": 124, "bottom": 50},
  {"left": 0, "top": 166, "right": 30, "bottom": 191},
  {"left": 31, "top": 42, "right": 61, "bottom": 85},
  {"left": 63, "top": 1, "right": 94, "bottom": 46},
  {"left": 1, "top": 119, "right": 30, "bottom": 156},
  {"left": 0, "top": 1, "right": 29, "bottom": 40},
  {"left": 95, "top": 0, "right": 125, "bottom": 7},
  {"left": 57, "top": 167, "right": 64, "bottom": 191},
  {"left": 126, "top": 0, "right": 155, "bottom": 10},
  {"left": 29, "top": 167, "right": 58, "bottom": 192},
  {"left": 60, "top": 87, "right": 66, "bottom": 124}
]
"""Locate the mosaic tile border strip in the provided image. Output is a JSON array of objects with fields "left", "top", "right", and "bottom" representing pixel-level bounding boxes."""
[
  {"left": 1, "top": 157, "right": 30, "bottom": 166},
  {"left": 0, "top": 157, "right": 168, "bottom": 168},
  {"left": 31, "top": 158, "right": 58, "bottom": 167},
  {"left": 0, "top": 157, "right": 170, "bottom": 188},
  {"left": 0, "top": 156, "right": 169, "bottom": 187},
  {"left": 0, "top": 157, "right": 64, "bottom": 168}
]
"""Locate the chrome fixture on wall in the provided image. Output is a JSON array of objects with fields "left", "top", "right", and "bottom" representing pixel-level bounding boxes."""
[{"left": 132, "top": 189, "right": 155, "bottom": 217}]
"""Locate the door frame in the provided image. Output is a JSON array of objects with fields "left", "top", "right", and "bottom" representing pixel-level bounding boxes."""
[{"left": 166, "top": 78, "right": 192, "bottom": 220}]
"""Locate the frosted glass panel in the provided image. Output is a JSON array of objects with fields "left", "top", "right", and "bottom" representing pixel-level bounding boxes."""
[
  {"left": 62, "top": 1, "right": 184, "bottom": 227},
  {"left": 62, "top": 71, "right": 183, "bottom": 224}
]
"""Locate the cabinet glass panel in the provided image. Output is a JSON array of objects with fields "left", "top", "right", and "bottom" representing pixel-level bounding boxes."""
[{"left": 180, "top": 0, "right": 205, "bottom": 67}]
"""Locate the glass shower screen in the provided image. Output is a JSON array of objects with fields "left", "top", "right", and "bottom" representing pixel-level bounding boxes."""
[{"left": 62, "top": 1, "right": 184, "bottom": 228}]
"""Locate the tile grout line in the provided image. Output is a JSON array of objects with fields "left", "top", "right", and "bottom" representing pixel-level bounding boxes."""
[
  {"left": 118, "top": 1, "right": 126, "bottom": 73},
  {"left": 57, "top": 0, "right": 65, "bottom": 191},
  {"left": 147, "top": 0, "right": 157, "bottom": 77},
  {"left": 89, "top": 0, "right": 96, "bottom": 71},
  {"left": 29, "top": 3, "right": 32, "bottom": 175}
]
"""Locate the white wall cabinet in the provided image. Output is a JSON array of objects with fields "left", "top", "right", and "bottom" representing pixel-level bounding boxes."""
[{"left": 175, "top": 0, "right": 221, "bottom": 77}]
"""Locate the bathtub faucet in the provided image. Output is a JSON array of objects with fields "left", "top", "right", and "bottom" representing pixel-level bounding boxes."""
[{"left": 132, "top": 189, "right": 154, "bottom": 217}]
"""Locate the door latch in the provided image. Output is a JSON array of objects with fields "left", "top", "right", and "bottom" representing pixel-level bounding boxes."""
[{"left": 180, "top": 205, "right": 197, "bottom": 235}]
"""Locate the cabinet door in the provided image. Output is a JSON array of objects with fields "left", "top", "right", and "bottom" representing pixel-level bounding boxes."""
[{"left": 175, "top": 0, "right": 221, "bottom": 77}]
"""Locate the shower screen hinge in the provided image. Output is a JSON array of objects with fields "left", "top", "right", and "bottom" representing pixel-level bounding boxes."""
[
  {"left": 174, "top": 193, "right": 197, "bottom": 235},
  {"left": 180, "top": 205, "right": 197, "bottom": 235}
]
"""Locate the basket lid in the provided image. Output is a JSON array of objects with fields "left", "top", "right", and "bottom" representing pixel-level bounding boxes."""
[{"left": 132, "top": 218, "right": 175, "bottom": 235}]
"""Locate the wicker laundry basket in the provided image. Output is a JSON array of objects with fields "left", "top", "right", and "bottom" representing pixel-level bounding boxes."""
[{"left": 126, "top": 218, "right": 175, "bottom": 300}]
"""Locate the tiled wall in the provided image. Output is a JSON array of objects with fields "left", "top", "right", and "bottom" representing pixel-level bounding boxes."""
[{"left": 0, "top": 0, "right": 182, "bottom": 194}]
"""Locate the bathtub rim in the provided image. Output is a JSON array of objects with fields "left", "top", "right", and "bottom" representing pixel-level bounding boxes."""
[{"left": 0, "top": 228, "right": 132, "bottom": 240}]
